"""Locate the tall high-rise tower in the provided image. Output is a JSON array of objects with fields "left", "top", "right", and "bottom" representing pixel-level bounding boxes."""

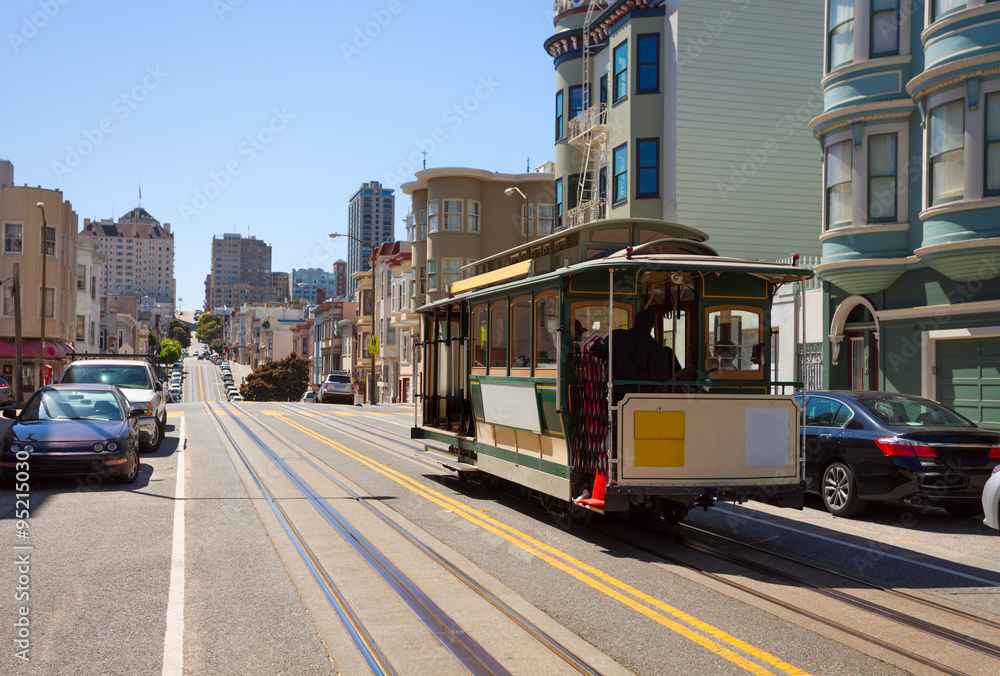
[{"left": 347, "top": 181, "right": 394, "bottom": 294}]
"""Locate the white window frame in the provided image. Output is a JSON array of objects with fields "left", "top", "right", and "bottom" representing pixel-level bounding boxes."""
[
  {"left": 538, "top": 204, "right": 555, "bottom": 236},
  {"left": 1, "top": 282, "right": 16, "bottom": 318},
  {"left": 825, "top": 136, "right": 854, "bottom": 230},
  {"left": 443, "top": 258, "right": 462, "bottom": 292},
  {"left": 443, "top": 199, "right": 463, "bottom": 231},
  {"left": 39, "top": 287, "right": 55, "bottom": 320},
  {"left": 3, "top": 223, "right": 23, "bottom": 255},
  {"left": 427, "top": 260, "right": 438, "bottom": 292},
  {"left": 467, "top": 200, "right": 480, "bottom": 233},
  {"left": 427, "top": 201, "right": 439, "bottom": 233}
]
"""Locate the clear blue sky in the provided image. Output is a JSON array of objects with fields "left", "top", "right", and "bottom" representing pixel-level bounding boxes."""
[{"left": 1, "top": 0, "right": 556, "bottom": 311}]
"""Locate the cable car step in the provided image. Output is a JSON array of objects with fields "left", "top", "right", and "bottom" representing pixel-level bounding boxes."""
[{"left": 416, "top": 444, "right": 478, "bottom": 471}]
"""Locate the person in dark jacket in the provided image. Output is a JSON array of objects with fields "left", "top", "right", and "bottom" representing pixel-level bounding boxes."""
[{"left": 589, "top": 310, "right": 691, "bottom": 392}]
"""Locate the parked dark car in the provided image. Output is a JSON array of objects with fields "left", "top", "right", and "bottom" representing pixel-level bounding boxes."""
[
  {"left": 0, "top": 384, "right": 142, "bottom": 484},
  {"left": 796, "top": 392, "right": 1000, "bottom": 517},
  {"left": 0, "top": 376, "right": 13, "bottom": 407}
]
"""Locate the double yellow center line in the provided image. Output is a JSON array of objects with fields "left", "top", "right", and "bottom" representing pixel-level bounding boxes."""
[{"left": 266, "top": 410, "right": 810, "bottom": 676}]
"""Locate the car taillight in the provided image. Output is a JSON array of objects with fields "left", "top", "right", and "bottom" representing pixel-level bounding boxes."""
[
  {"left": 989, "top": 447, "right": 1000, "bottom": 459},
  {"left": 875, "top": 437, "right": 936, "bottom": 458}
]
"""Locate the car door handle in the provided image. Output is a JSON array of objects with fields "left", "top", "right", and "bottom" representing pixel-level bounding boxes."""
[{"left": 819, "top": 434, "right": 832, "bottom": 439}]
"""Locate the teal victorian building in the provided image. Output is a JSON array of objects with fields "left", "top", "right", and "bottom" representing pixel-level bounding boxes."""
[{"left": 810, "top": 0, "right": 1000, "bottom": 430}]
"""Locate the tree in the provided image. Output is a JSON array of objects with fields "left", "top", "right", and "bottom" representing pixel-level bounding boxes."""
[
  {"left": 171, "top": 325, "right": 191, "bottom": 348},
  {"left": 196, "top": 319, "right": 220, "bottom": 344},
  {"left": 210, "top": 339, "right": 226, "bottom": 356},
  {"left": 159, "top": 338, "right": 182, "bottom": 365},
  {"left": 240, "top": 353, "right": 309, "bottom": 402},
  {"left": 196, "top": 312, "right": 218, "bottom": 329},
  {"left": 168, "top": 319, "right": 191, "bottom": 348},
  {"left": 147, "top": 332, "right": 159, "bottom": 350}
]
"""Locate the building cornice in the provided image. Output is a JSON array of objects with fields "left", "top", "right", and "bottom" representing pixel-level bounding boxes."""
[
  {"left": 401, "top": 168, "right": 554, "bottom": 195},
  {"left": 819, "top": 222, "right": 910, "bottom": 242},
  {"left": 810, "top": 99, "right": 916, "bottom": 135},
  {"left": 877, "top": 298, "right": 1000, "bottom": 322},
  {"left": 918, "top": 195, "right": 1000, "bottom": 221},
  {"left": 906, "top": 58, "right": 1000, "bottom": 99},
  {"left": 820, "top": 55, "right": 912, "bottom": 88}
]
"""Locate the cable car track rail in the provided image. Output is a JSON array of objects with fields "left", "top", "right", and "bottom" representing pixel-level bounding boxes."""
[
  {"left": 276, "top": 402, "right": 1000, "bottom": 674},
  {"left": 589, "top": 520, "right": 1000, "bottom": 675},
  {"left": 209, "top": 401, "right": 603, "bottom": 676},
  {"left": 203, "top": 401, "right": 394, "bottom": 675}
]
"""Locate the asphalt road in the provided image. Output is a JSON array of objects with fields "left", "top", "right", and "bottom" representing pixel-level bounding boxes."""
[{"left": 2, "top": 357, "right": 1000, "bottom": 674}]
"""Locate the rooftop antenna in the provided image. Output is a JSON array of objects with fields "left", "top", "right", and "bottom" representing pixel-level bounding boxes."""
[
  {"left": 138, "top": 181, "right": 142, "bottom": 206},
  {"left": 421, "top": 149, "right": 427, "bottom": 170},
  {"left": 527, "top": 156, "right": 530, "bottom": 172}
]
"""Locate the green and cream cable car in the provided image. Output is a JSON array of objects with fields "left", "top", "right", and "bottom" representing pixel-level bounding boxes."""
[{"left": 413, "top": 218, "right": 813, "bottom": 523}]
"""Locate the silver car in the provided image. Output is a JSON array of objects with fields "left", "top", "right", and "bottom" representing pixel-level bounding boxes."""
[{"left": 983, "top": 466, "right": 1000, "bottom": 532}]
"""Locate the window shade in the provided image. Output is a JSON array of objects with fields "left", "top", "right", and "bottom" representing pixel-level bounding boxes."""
[
  {"left": 930, "top": 100, "right": 964, "bottom": 157},
  {"left": 987, "top": 93, "right": 1000, "bottom": 193}
]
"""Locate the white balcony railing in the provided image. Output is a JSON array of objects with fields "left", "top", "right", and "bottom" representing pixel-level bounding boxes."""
[
  {"left": 567, "top": 198, "right": 606, "bottom": 228},
  {"left": 568, "top": 103, "right": 607, "bottom": 141}
]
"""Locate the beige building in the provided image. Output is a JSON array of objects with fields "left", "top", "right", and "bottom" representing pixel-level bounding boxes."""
[
  {"left": 370, "top": 241, "right": 419, "bottom": 403},
  {"left": 0, "top": 161, "right": 79, "bottom": 396},
  {"left": 400, "top": 167, "right": 555, "bottom": 308},
  {"left": 205, "top": 233, "right": 284, "bottom": 311},
  {"left": 75, "top": 239, "right": 105, "bottom": 354},
  {"left": 79, "top": 207, "right": 176, "bottom": 305}
]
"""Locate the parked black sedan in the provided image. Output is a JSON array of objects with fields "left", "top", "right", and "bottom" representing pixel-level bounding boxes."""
[
  {"left": 796, "top": 391, "right": 1000, "bottom": 518},
  {"left": 0, "top": 384, "right": 142, "bottom": 484}
]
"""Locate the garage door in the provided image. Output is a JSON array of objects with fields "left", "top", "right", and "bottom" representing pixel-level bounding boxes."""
[{"left": 936, "top": 337, "right": 1000, "bottom": 431}]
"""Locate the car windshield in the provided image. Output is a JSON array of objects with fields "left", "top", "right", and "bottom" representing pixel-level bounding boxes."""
[
  {"left": 63, "top": 364, "right": 151, "bottom": 390},
  {"left": 860, "top": 395, "right": 976, "bottom": 427},
  {"left": 21, "top": 390, "right": 124, "bottom": 421}
]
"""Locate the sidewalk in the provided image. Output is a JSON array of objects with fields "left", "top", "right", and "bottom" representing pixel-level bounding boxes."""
[{"left": 228, "top": 361, "right": 254, "bottom": 387}]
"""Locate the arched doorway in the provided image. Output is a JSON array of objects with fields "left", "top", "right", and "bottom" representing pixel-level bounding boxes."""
[{"left": 829, "top": 295, "right": 881, "bottom": 391}]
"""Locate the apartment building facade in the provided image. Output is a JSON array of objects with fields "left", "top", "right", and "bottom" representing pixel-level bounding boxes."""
[
  {"left": 547, "top": 0, "right": 823, "bottom": 263},
  {"left": 347, "top": 181, "right": 395, "bottom": 295},
  {"left": 75, "top": 239, "right": 105, "bottom": 354},
  {"left": 810, "top": 0, "right": 1000, "bottom": 429},
  {"left": 205, "top": 233, "right": 281, "bottom": 311},
  {"left": 400, "top": 167, "right": 556, "bottom": 308},
  {"left": 291, "top": 267, "right": 338, "bottom": 303},
  {"left": 79, "top": 206, "right": 175, "bottom": 305},
  {"left": 0, "top": 164, "right": 79, "bottom": 395}
]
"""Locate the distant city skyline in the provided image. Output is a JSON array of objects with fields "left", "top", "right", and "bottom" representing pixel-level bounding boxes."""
[{"left": 0, "top": 0, "right": 555, "bottom": 311}]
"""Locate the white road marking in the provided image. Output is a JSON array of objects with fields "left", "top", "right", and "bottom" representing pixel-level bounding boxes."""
[{"left": 162, "top": 415, "right": 186, "bottom": 675}]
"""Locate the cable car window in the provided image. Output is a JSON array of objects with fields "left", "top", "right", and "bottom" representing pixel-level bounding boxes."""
[
  {"left": 535, "top": 292, "right": 559, "bottom": 370},
  {"left": 572, "top": 302, "right": 630, "bottom": 353},
  {"left": 511, "top": 296, "right": 531, "bottom": 369},
  {"left": 589, "top": 227, "right": 630, "bottom": 244},
  {"left": 489, "top": 301, "right": 508, "bottom": 371},
  {"left": 705, "top": 307, "right": 764, "bottom": 378},
  {"left": 472, "top": 304, "right": 487, "bottom": 369}
]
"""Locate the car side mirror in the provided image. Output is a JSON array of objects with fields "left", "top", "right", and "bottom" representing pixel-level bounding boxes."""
[
  {"left": 154, "top": 381, "right": 163, "bottom": 391},
  {"left": 1, "top": 408, "right": 17, "bottom": 419},
  {"left": 128, "top": 405, "right": 145, "bottom": 418}
]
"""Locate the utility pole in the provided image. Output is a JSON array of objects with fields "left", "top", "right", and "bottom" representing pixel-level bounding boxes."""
[
  {"left": 12, "top": 264, "right": 23, "bottom": 404},
  {"left": 36, "top": 202, "right": 49, "bottom": 392}
]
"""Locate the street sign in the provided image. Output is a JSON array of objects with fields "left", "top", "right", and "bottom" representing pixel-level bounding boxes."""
[{"left": 368, "top": 335, "right": 380, "bottom": 355}]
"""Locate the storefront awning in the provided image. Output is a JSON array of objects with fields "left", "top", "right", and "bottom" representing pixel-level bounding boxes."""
[{"left": 0, "top": 340, "right": 72, "bottom": 360}]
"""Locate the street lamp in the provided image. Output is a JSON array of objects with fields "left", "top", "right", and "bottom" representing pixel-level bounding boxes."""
[
  {"left": 504, "top": 187, "right": 529, "bottom": 239},
  {"left": 35, "top": 202, "right": 50, "bottom": 391},
  {"left": 329, "top": 232, "right": 376, "bottom": 405}
]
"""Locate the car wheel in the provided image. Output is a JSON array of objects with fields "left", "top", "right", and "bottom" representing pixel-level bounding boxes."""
[
  {"left": 944, "top": 500, "right": 982, "bottom": 518},
  {"left": 115, "top": 450, "right": 140, "bottom": 484},
  {"left": 143, "top": 415, "right": 165, "bottom": 452},
  {"left": 821, "top": 461, "right": 866, "bottom": 517}
]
